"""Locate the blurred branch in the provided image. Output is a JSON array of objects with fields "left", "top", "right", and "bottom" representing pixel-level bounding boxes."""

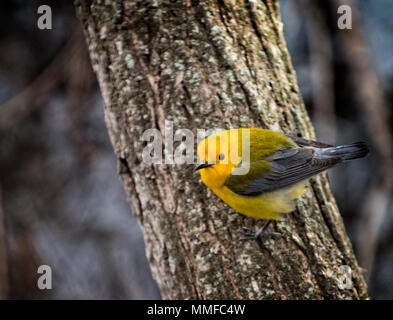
[
  {"left": 0, "top": 26, "right": 85, "bottom": 133},
  {"left": 329, "top": 0, "right": 393, "bottom": 281},
  {"left": 7, "top": 222, "right": 44, "bottom": 299},
  {"left": 65, "top": 31, "right": 97, "bottom": 164},
  {"left": 303, "top": 0, "right": 336, "bottom": 143},
  {"left": 0, "top": 185, "right": 8, "bottom": 299}
]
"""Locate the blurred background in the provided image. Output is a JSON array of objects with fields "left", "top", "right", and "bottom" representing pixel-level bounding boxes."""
[{"left": 0, "top": 0, "right": 391, "bottom": 299}]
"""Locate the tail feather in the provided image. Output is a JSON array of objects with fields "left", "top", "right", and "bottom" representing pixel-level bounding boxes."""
[{"left": 316, "top": 142, "right": 369, "bottom": 161}]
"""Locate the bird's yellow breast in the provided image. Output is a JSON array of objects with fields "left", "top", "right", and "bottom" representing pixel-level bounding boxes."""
[{"left": 211, "top": 183, "right": 306, "bottom": 220}]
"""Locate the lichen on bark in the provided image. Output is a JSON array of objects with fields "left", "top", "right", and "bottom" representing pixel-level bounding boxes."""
[{"left": 75, "top": 0, "right": 368, "bottom": 299}]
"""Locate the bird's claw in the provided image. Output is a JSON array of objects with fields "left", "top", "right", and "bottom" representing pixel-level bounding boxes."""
[{"left": 238, "top": 227, "right": 280, "bottom": 241}]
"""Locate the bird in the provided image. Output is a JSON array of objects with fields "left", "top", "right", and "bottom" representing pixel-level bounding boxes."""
[{"left": 195, "top": 128, "right": 369, "bottom": 239}]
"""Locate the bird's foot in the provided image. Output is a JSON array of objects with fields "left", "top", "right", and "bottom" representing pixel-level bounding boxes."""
[
  {"left": 238, "top": 227, "right": 280, "bottom": 240},
  {"left": 238, "top": 220, "right": 280, "bottom": 241}
]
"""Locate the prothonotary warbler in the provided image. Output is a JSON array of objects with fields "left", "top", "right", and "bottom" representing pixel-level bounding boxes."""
[{"left": 195, "top": 128, "right": 369, "bottom": 239}]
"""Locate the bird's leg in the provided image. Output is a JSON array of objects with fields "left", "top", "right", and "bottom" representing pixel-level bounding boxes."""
[{"left": 239, "top": 220, "right": 280, "bottom": 240}]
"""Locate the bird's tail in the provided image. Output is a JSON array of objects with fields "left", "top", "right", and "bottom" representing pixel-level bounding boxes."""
[{"left": 316, "top": 142, "right": 369, "bottom": 161}]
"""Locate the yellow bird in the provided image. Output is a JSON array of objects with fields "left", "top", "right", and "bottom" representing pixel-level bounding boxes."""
[{"left": 195, "top": 128, "right": 369, "bottom": 239}]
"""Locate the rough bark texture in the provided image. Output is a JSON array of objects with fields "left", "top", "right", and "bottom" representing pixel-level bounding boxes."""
[{"left": 75, "top": 0, "right": 368, "bottom": 299}]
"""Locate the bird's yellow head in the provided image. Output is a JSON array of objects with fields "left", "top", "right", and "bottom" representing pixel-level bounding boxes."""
[{"left": 195, "top": 129, "right": 246, "bottom": 189}]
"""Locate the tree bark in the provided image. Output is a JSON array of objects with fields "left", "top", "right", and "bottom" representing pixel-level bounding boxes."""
[{"left": 75, "top": 0, "right": 368, "bottom": 299}]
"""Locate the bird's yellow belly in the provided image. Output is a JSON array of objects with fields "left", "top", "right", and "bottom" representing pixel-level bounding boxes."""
[{"left": 212, "top": 183, "right": 306, "bottom": 220}]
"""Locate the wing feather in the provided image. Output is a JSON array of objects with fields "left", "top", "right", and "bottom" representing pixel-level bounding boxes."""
[{"left": 225, "top": 148, "right": 341, "bottom": 196}]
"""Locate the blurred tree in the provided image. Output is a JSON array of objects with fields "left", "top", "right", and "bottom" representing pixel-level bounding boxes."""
[
  {"left": 299, "top": 0, "right": 393, "bottom": 292},
  {"left": 76, "top": 0, "right": 369, "bottom": 299},
  {"left": 329, "top": 0, "right": 393, "bottom": 285},
  {"left": 0, "top": 188, "right": 8, "bottom": 299},
  {"left": 0, "top": 0, "right": 160, "bottom": 299}
]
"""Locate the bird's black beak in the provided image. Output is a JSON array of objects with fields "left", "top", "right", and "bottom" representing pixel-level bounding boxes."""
[{"left": 194, "top": 160, "right": 213, "bottom": 171}]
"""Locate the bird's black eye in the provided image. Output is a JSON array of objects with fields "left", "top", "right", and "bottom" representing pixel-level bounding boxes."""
[{"left": 218, "top": 153, "right": 225, "bottom": 161}]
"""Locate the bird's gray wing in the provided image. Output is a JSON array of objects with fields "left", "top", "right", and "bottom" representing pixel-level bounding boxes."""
[
  {"left": 286, "top": 135, "right": 334, "bottom": 148},
  {"left": 225, "top": 148, "right": 341, "bottom": 196}
]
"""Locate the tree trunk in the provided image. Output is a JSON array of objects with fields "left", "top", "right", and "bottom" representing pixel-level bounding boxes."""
[{"left": 75, "top": 0, "right": 368, "bottom": 299}]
